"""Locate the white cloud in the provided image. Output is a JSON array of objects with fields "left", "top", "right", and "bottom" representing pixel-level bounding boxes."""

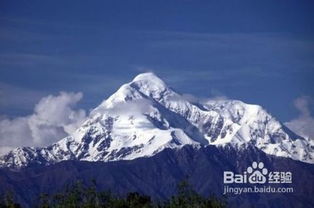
[
  {"left": 285, "top": 96, "right": 314, "bottom": 141},
  {"left": 293, "top": 96, "right": 312, "bottom": 117},
  {"left": 0, "top": 92, "right": 86, "bottom": 155}
]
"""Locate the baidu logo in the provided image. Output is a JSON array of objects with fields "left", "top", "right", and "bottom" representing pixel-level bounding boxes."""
[
  {"left": 223, "top": 161, "right": 292, "bottom": 184},
  {"left": 223, "top": 161, "right": 294, "bottom": 194}
]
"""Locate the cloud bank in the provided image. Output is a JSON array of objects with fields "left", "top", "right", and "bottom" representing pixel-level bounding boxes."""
[
  {"left": 0, "top": 92, "right": 86, "bottom": 155},
  {"left": 285, "top": 96, "right": 314, "bottom": 141}
]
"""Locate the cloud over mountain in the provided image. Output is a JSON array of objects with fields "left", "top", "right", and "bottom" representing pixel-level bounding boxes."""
[
  {"left": 285, "top": 96, "right": 314, "bottom": 141},
  {"left": 0, "top": 92, "right": 86, "bottom": 155}
]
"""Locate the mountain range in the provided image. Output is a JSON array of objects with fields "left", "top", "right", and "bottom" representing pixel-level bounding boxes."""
[
  {"left": 0, "top": 72, "right": 313, "bottom": 168},
  {"left": 0, "top": 73, "right": 313, "bottom": 208}
]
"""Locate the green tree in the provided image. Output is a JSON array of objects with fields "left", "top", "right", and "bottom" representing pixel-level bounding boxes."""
[
  {"left": 126, "top": 192, "right": 152, "bottom": 208},
  {"left": 0, "top": 192, "right": 21, "bottom": 208},
  {"left": 4, "top": 179, "right": 227, "bottom": 208},
  {"left": 165, "top": 180, "right": 227, "bottom": 208}
]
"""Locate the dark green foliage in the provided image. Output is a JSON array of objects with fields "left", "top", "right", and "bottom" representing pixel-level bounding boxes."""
[
  {"left": 34, "top": 180, "right": 153, "bottom": 208},
  {"left": 163, "top": 180, "right": 227, "bottom": 208},
  {"left": 1, "top": 180, "right": 226, "bottom": 208},
  {"left": 0, "top": 192, "right": 21, "bottom": 208}
]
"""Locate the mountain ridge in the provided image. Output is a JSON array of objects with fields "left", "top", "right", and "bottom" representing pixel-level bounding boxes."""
[
  {"left": 0, "top": 72, "right": 313, "bottom": 169},
  {"left": 1, "top": 145, "right": 313, "bottom": 208}
]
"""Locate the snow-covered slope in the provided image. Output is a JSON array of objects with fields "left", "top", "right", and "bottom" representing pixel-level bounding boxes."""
[{"left": 0, "top": 73, "right": 313, "bottom": 169}]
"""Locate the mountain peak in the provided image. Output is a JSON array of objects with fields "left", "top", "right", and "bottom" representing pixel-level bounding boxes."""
[
  {"left": 131, "top": 72, "right": 167, "bottom": 94},
  {"left": 1, "top": 73, "right": 314, "bottom": 169},
  {"left": 132, "top": 72, "right": 163, "bottom": 83},
  {"left": 96, "top": 72, "right": 168, "bottom": 110}
]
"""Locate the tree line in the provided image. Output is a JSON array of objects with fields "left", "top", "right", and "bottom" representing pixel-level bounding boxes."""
[{"left": 0, "top": 180, "right": 227, "bottom": 208}]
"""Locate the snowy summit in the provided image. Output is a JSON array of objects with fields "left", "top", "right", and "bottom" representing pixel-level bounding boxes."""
[{"left": 1, "top": 73, "right": 313, "bottom": 169}]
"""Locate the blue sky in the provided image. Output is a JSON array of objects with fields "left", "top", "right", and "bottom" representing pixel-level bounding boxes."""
[{"left": 0, "top": 0, "right": 314, "bottom": 122}]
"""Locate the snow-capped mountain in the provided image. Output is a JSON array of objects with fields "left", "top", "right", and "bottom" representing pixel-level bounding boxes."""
[{"left": 0, "top": 73, "right": 313, "bottom": 169}]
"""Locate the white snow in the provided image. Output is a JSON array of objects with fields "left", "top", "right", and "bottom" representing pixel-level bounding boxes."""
[{"left": 1, "top": 73, "right": 313, "bottom": 169}]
